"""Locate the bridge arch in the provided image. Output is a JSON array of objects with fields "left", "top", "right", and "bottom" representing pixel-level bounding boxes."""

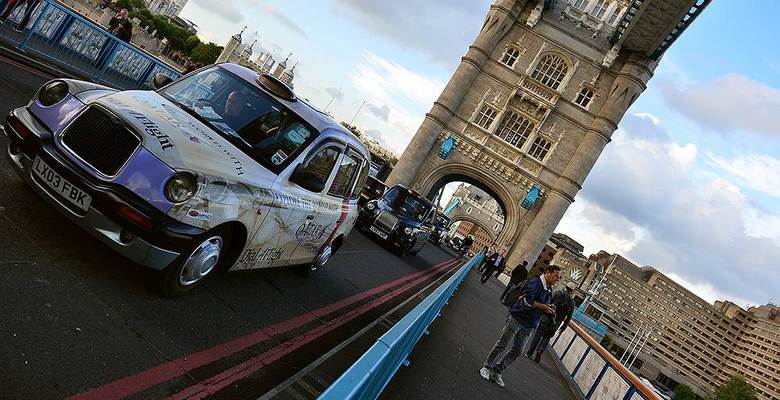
[
  {"left": 416, "top": 162, "right": 519, "bottom": 248},
  {"left": 449, "top": 215, "right": 497, "bottom": 243}
]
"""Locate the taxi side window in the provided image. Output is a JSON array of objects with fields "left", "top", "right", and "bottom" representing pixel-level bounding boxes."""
[
  {"left": 328, "top": 151, "right": 361, "bottom": 198},
  {"left": 295, "top": 146, "right": 340, "bottom": 193},
  {"left": 350, "top": 157, "right": 370, "bottom": 200}
]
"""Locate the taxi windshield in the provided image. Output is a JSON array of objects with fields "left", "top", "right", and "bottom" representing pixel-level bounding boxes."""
[
  {"left": 435, "top": 214, "right": 450, "bottom": 228},
  {"left": 161, "top": 67, "right": 317, "bottom": 173},
  {"left": 385, "top": 186, "right": 432, "bottom": 222}
]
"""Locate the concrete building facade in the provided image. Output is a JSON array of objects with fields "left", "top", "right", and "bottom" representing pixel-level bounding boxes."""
[
  {"left": 146, "top": 0, "right": 188, "bottom": 18},
  {"left": 583, "top": 252, "right": 780, "bottom": 399},
  {"left": 387, "top": 0, "right": 710, "bottom": 272}
]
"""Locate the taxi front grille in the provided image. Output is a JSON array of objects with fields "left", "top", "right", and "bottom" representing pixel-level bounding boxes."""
[
  {"left": 61, "top": 107, "right": 140, "bottom": 177},
  {"left": 375, "top": 210, "right": 398, "bottom": 232}
]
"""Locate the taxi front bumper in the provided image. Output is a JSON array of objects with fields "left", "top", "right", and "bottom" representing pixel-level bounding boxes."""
[{"left": 2, "top": 108, "right": 202, "bottom": 270}]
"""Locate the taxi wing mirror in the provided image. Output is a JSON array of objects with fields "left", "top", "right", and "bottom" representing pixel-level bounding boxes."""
[
  {"left": 290, "top": 163, "right": 326, "bottom": 193},
  {"left": 153, "top": 73, "right": 173, "bottom": 89}
]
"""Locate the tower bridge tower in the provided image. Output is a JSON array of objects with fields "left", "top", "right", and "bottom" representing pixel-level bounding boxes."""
[{"left": 388, "top": 0, "right": 710, "bottom": 270}]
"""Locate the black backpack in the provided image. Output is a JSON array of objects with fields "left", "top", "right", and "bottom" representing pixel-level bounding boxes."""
[{"left": 500, "top": 279, "right": 527, "bottom": 307}]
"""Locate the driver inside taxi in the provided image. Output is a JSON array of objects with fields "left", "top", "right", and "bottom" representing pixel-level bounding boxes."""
[{"left": 220, "top": 90, "right": 248, "bottom": 127}]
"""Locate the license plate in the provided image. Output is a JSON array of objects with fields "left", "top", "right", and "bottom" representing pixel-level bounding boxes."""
[
  {"left": 369, "top": 225, "right": 388, "bottom": 240},
  {"left": 32, "top": 156, "right": 92, "bottom": 212}
]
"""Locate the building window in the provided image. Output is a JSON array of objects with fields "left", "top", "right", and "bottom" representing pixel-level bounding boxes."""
[
  {"left": 592, "top": 0, "right": 610, "bottom": 19},
  {"left": 607, "top": 6, "right": 622, "bottom": 25},
  {"left": 495, "top": 111, "right": 535, "bottom": 148},
  {"left": 500, "top": 46, "right": 521, "bottom": 68},
  {"left": 531, "top": 54, "right": 569, "bottom": 90},
  {"left": 528, "top": 136, "right": 552, "bottom": 161},
  {"left": 575, "top": 86, "right": 594, "bottom": 108},
  {"left": 474, "top": 105, "right": 498, "bottom": 130},
  {"left": 572, "top": 0, "right": 587, "bottom": 10}
]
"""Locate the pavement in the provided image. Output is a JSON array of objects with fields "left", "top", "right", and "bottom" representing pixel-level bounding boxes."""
[{"left": 381, "top": 269, "right": 576, "bottom": 400}]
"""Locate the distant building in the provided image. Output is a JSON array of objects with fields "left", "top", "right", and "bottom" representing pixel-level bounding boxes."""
[
  {"left": 581, "top": 251, "right": 780, "bottom": 400},
  {"left": 215, "top": 28, "right": 296, "bottom": 88},
  {"left": 527, "top": 232, "right": 587, "bottom": 278},
  {"left": 146, "top": 0, "right": 188, "bottom": 18},
  {"left": 445, "top": 184, "right": 504, "bottom": 252},
  {"left": 171, "top": 16, "right": 197, "bottom": 34}
]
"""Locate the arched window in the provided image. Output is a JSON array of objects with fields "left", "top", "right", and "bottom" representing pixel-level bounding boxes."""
[
  {"left": 528, "top": 136, "right": 552, "bottom": 161},
  {"left": 474, "top": 105, "right": 498, "bottom": 129},
  {"left": 575, "top": 86, "right": 595, "bottom": 108},
  {"left": 531, "top": 54, "right": 569, "bottom": 90},
  {"left": 500, "top": 47, "right": 521, "bottom": 68},
  {"left": 495, "top": 111, "right": 535, "bottom": 149}
]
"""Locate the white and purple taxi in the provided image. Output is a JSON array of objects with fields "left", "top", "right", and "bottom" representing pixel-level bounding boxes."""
[{"left": 3, "top": 63, "right": 370, "bottom": 296}]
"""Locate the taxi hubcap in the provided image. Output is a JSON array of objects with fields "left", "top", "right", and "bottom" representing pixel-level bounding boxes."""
[
  {"left": 312, "top": 245, "right": 332, "bottom": 271},
  {"left": 179, "top": 236, "right": 223, "bottom": 286}
]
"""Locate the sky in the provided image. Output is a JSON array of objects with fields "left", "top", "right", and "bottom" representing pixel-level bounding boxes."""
[{"left": 179, "top": 0, "right": 780, "bottom": 308}]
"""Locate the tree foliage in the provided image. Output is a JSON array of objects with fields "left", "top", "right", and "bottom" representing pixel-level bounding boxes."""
[
  {"left": 190, "top": 42, "right": 222, "bottom": 64},
  {"left": 112, "top": 0, "right": 222, "bottom": 60},
  {"left": 674, "top": 384, "right": 697, "bottom": 400},
  {"left": 711, "top": 376, "right": 757, "bottom": 400},
  {"left": 340, "top": 122, "right": 363, "bottom": 139}
]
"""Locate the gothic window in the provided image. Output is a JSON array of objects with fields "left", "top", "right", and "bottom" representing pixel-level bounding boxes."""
[
  {"left": 500, "top": 46, "right": 521, "bottom": 68},
  {"left": 572, "top": 0, "right": 587, "bottom": 10},
  {"left": 528, "top": 136, "right": 552, "bottom": 161},
  {"left": 592, "top": 0, "right": 610, "bottom": 19},
  {"left": 474, "top": 105, "right": 498, "bottom": 130},
  {"left": 607, "top": 6, "right": 622, "bottom": 25},
  {"left": 531, "top": 54, "right": 569, "bottom": 90},
  {"left": 495, "top": 110, "right": 535, "bottom": 148},
  {"left": 575, "top": 86, "right": 595, "bottom": 108}
]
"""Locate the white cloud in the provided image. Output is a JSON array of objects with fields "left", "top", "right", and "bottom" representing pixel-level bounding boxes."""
[
  {"left": 557, "top": 114, "right": 780, "bottom": 306},
  {"left": 659, "top": 74, "right": 780, "bottom": 137},
  {"left": 706, "top": 153, "right": 780, "bottom": 198},
  {"left": 350, "top": 51, "right": 445, "bottom": 154},
  {"left": 331, "top": 0, "right": 490, "bottom": 65}
]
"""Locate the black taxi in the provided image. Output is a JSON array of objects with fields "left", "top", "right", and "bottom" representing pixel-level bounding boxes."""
[{"left": 357, "top": 184, "right": 436, "bottom": 256}]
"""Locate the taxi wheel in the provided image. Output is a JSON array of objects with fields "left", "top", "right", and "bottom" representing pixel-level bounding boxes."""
[
  {"left": 298, "top": 242, "right": 335, "bottom": 277},
  {"left": 160, "top": 228, "right": 232, "bottom": 298}
]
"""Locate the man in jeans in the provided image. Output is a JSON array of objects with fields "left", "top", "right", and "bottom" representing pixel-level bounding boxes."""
[{"left": 480, "top": 265, "right": 561, "bottom": 387}]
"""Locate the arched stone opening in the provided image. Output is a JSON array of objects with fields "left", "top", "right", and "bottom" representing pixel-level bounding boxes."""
[{"left": 413, "top": 162, "right": 520, "bottom": 248}]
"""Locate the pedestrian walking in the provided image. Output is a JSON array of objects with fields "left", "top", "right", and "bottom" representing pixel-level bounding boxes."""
[
  {"left": 0, "top": 0, "right": 41, "bottom": 31},
  {"left": 108, "top": 8, "right": 132, "bottom": 43},
  {"left": 525, "top": 281, "right": 576, "bottom": 362},
  {"left": 481, "top": 248, "right": 506, "bottom": 284},
  {"left": 477, "top": 245, "right": 492, "bottom": 273},
  {"left": 480, "top": 265, "right": 561, "bottom": 387},
  {"left": 458, "top": 235, "right": 474, "bottom": 259},
  {"left": 499, "top": 260, "right": 528, "bottom": 301}
]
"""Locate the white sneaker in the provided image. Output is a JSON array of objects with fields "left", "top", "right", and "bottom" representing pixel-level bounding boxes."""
[
  {"left": 479, "top": 367, "right": 492, "bottom": 381},
  {"left": 494, "top": 373, "right": 505, "bottom": 387}
]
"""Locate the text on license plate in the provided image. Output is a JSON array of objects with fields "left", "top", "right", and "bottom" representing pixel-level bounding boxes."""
[
  {"left": 33, "top": 156, "right": 92, "bottom": 212},
  {"left": 369, "top": 226, "right": 388, "bottom": 239}
]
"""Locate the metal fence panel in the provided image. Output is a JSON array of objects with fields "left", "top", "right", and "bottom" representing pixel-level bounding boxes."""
[{"left": 0, "top": 0, "right": 180, "bottom": 90}]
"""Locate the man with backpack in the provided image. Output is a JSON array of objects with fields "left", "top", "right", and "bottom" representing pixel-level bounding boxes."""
[
  {"left": 480, "top": 265, "right": 561, "bottom": 387},
  {"left": 525, "top": 281, "right": 576, "bottom": 362}
]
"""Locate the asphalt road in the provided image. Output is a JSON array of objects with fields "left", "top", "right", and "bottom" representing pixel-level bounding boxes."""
[{"left": 0, "top": 52, "right": 457, "bottom": 399}]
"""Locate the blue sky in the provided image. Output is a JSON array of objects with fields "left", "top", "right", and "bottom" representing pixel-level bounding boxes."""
[{"left": 180, "top": 0, "right": 780, "bottom": 307}]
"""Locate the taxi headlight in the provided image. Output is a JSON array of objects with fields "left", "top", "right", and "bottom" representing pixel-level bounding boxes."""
[
  {"left": 366, "top": 202, "right": 376, "bottom": 211},
  {"left": 38, "top": 80, "right": 69, "bottom": 106},
  {"left": 404, "top": 227, "right": 413, "bottom": 235},
  {"left": 165, "top": 172, "right": 197, "bottom": 203}
]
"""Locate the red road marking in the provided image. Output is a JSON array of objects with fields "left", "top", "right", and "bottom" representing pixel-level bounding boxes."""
[
  {"left": 165, "top": 259, "right": 463, "bottom": 400},
  {"left": 0, "top": 53, "right": 55, "bottom": 79},
  {"left": 68, "top": 258, "right": 457, "bottom": 400}
]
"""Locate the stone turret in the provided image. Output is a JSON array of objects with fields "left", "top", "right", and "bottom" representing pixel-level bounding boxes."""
[{"left": 216, "top": 26, "right": 245, "bottom": 63}]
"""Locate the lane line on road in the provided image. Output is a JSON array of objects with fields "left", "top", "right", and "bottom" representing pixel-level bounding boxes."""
[
  {"left": 257, "top": 258, "right": 465, "bottom": 400},
  {"left": 68, "top": 258, "right": 457, "bottom": 400},
  {"left": 163, "top": 260, "right": 464, "bottom": 400},
  {"left": 0, "top": 53, "right": 55, "bottom": 80}
]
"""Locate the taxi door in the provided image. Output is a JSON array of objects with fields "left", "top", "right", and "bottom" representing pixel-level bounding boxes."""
[
  {"left": 288, "top": 146, "right": 364, "bottom": 265},
  {"left": 243, "top": 140, "right": 344, "bottom": 268}
]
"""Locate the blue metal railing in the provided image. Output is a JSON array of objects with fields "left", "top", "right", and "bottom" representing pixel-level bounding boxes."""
[
  {"left": 319, "top": 254, "right": 480, "bottom": 400},
  {"left": 0, "top": 0, "right": 180, "bottom": 89}
]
